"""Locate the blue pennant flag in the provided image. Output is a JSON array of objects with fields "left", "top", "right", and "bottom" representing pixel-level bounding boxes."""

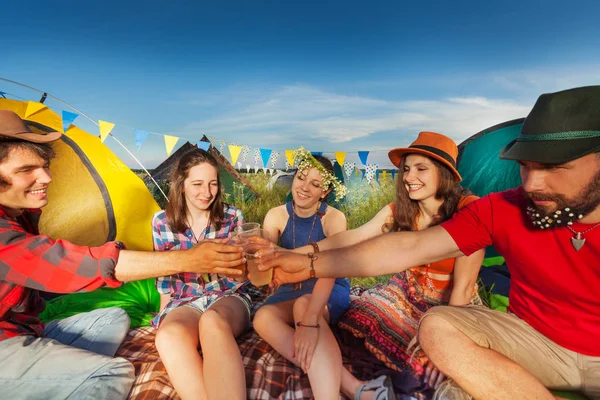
[
  {"left": 361, "top": 169, "right": 366, "bottom": 180},
  {"left": 311, "top": 152, "right": 323, "bottom": 157},
  {"left": 376, "top": 170, "right": 380, "bottom": 182},
  {"left": 133, "top": 129, "right": 149, "bottom": 150},
  {"left": 61, "top": 110, "right": 79, "bottom": 133},
  {"left": 391, "top": 169, "right": 396, "bottom": 181},
  {"left": 197, "top": 141, "right": 211, "bottom": 151},
  {"left": 260, "top": 148, "right": 273, "bottom": 169},
  {"left": 358, "top": 151, "right": 369, "bottom": 166}
]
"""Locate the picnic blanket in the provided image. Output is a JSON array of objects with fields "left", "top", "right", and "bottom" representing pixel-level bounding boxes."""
[{"left": 117, "top": 326, "right": 425, "bottom": 400}]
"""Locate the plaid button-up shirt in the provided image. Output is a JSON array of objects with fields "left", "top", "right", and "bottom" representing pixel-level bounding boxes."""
[
  {"left": 151, "top": 205, "right": 250, "bottom": 327},
  {"left": 0, "top": 207, "right": 122, "bottom": 343}
]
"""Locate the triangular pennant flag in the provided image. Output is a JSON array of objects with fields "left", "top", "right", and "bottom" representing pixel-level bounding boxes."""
[
  {"left": 197, "top": 141, "right": 210, "bottom": 151},
  {"left": 335, "top": 152, "right": 346, "bottom": 166},
  {"left": 61, "top": 110, "right": 79, "bottom": 133},
  {"left": 361, "top": 169, "right": 366, "bottom": 180},
  {"left": 237, "top": 162, "right": 242, "bottom": 169},
  {"left": 285, "top": 150, "right": 295, "bottom": 167},
  {"left": 260, "top": 148, "right": 273, "bottom": 169},
  {"left": 391, "top": 170, "right": 396, "bottom": 181},
  {"left": 358, "top": 151, "right": 370, "bottom": 166},
  {"left": 311, "top": 152, "right": 323, "bottom": 157},
  {"left": 25, "top": 101, "right": 46, "bottom": 118},
  {"left": 164, "top": 135, "right": 179, "bottom": 156},
  {"left": 98, "top": 120, "right": 115, "bottom": 142},
  {"left": 133, "top": 129, "right": 149, "bottom": 150},
  {"left": 376, "top": 170, "right": 381, "bottom": 182},
  {"left": 241, "top": 145, "right": 250, "bottom": 162},
  {"left": 229, "top": 145, "right": 242, "bottom": 165}
]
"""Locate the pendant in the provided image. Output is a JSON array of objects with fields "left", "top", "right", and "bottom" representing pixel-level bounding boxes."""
[{"left": 571, "top": 232, "right": 585, "bottom": 251}]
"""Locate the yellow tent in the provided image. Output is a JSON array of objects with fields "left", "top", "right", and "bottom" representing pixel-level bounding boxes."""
[{"left": 0, "top": 99, "right": 159, "bottom": 251}]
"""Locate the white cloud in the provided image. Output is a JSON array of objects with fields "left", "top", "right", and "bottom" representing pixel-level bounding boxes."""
[{"left": 179, "top": 84, "right": 530, "bottom": 146}]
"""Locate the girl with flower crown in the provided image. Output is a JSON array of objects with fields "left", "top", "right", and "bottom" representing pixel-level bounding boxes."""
[
  {"left": 253, "top": 152, "right": 351, "bottom": 399},
  {"left": 280, "top": 132, "right": 485, "bottom": 398}
]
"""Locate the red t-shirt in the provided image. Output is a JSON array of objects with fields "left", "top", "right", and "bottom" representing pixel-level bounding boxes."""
[{"left": 441, "top": 187, "right": 600, "bottom": 356}]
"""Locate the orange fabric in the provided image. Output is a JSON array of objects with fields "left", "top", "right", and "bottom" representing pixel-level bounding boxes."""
[{"left": 387, "top": 194, "right": 479, "bottom": 280}]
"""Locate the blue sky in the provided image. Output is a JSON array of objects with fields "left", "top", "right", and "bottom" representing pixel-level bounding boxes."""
[{"left": 3, "top": 0, "right": 600, "bottom": 169}]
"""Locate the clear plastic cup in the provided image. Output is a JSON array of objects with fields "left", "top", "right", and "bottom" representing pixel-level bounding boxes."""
[
  {"left": 234, "top": 222, "right": 260, "bottom": 238},
  {"left": 227, "top": 236, "right": 250, "bottom": 275},
  {"left": 244, "top": 245, "right": 275, "bottom": 286}
]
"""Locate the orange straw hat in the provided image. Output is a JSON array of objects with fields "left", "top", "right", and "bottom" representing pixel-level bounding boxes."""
[{"left": 388, "top": 131, "right": 462, "bottom": 182}]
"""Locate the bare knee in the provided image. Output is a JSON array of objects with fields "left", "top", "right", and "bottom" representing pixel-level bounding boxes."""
[
  {"left": 198, "top": 309, "right": 233, "bottom": 338},
  {"left": 253, "top": 306, "right": 276, "bottom": 334},
  {"left": 292, "top": 295, "right": 311, "bottom": 319},
  {"left": 418, "top": 314, "right": 459, "bottom": 358},
  {"left": 155, "top": 321, "right": 197, "bottom": 354}
]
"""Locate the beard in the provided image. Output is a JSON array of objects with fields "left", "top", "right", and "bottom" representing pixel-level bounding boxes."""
[{"left": 525, "top": 169, "right": 600, "bottom": 229}]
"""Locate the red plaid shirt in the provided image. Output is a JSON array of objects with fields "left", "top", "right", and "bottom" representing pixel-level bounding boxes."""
[{"left": 0, "top": 207, "right": 122, "bottom": 343}]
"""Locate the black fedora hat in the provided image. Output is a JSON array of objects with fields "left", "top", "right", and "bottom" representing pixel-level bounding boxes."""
[{"left": 500, "top": 85, "right": 600, "bottom": 164}]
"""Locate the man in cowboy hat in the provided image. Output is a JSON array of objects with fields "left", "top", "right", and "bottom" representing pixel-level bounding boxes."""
[
  {"left": 0, "top": 110, "right": 246, "bottom": 398},
  {"left": 259, "top": 86, "right": 600, "bottom": 399}
]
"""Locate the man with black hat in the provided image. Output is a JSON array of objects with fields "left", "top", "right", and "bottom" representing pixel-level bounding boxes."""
[
  {"left": 0, "top": 110, "right": 246, "bottom": 398},
  {"left": 259, "top": 86, "right": 600, "bottom": 399}
]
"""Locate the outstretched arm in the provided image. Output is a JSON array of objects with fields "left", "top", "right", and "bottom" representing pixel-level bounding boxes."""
[
  {"left": 291, "top": 205, "right": 392, "bottom": 254},
  {"left": 262, "top": 226, "right": 464, "bottom": 282}
]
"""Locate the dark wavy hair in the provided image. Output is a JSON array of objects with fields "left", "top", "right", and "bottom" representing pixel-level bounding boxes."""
[
  {"left": 165, "top": 148, "right": 225, "bottom": 232},
  {"left": 383, "top": 155, "right": 471, "bottom": 232}
]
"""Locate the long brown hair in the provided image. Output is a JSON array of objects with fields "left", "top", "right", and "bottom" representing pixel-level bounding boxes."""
[
  {"left": 383, "top": 155, "right": 471, "bottom": 232},
  {"left": 165, "top": 148, "right": 225, "bottom": 233}
]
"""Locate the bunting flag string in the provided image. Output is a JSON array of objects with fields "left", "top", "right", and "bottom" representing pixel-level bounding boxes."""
[
  {"left": 358, "top": 151, "right": 370, "bottom": 166},
  {"left": 164, "top": 135, "right": 179, "bottom": 156},
  {"left": 219, "top": 139, "right": 227, "bottom": 154},
  {"left": 335, "top": 152, "right": 347, "bottom": 167},
  {"left": 134, "top": 129, "right": 149, "bottom": 150},
  {"left": 259, "top": 148, "right": 272, "bottom": 169},
  {"left": 197, "top": 141, "right": 210, "bottom": 151},
  {"left": 209, "top": 136, "right": 218, "bottom": 145},
  {"left": 365, "top": 164, "right": 379, "bottom": 183},
  {"left": 98, "top": 120, "right": 115, "bottom": 142},
  {"left": 254, "top": 148, "right": 262, "bottom": 167},
  {"left": 241, "top": 145, "right": 250, "bottom": 162},
  {"left": 285, "top": 150, "right": 295, "bottom": 168},
  {"left": 343, "top": 161, "right": 356, "bottom": 177},
  {"left": 61, "top": 110, "right": 79, "bottom": 133},
  {"left": 25, "top": 101, "right": 45, "bottom": 118},
  {"left": 270, "top": 151, "right": 280, "bottom": 168},
  {"left": 228, "top": 145, "right": 242, "bottom": 165}
]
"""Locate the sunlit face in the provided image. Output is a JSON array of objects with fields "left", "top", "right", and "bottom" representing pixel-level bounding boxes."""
[
  {"left": 0, "top": 147, "right": 52, "bottom": 217},
  {"left": 183, "top": 162, "right": 219, "bottom": 213},
  {"left": 291, "top": 167, "right": 329, "bottom": 208},
  {"left": 520, "top": 153, "right": 600, "bottom": 222},
  {"left": 402, "top": 154, "right": 439, "bottom": 201}
]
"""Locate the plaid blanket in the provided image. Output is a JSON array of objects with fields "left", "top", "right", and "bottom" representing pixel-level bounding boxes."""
[{"left": 116, "top": 326, "right": 424, "bottom": 399}]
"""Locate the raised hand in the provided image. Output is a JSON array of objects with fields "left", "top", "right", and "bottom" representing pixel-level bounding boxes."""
[{"left": 186, "top": 238, "right": 246, "bottom": 277}]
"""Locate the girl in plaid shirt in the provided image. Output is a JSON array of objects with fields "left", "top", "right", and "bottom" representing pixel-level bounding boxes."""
[{"left": 152, "top": 148, "right": 251, "bottom": 400}]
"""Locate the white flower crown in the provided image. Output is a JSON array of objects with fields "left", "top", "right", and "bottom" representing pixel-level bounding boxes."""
[{"left": 292, "top": 147, "right": 348, "bottom": 202}]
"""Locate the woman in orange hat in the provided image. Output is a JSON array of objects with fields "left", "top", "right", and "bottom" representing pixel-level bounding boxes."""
[{"left": 288, "top": 132, "right": 485, "bottom": 398}]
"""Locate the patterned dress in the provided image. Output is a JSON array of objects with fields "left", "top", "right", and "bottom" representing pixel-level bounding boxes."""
[
  {"left": 151, "top": 204, "right": 251, "bottom": 327},
  {"left": 338, "top": 196, "right": 482, "bottom": 379}
]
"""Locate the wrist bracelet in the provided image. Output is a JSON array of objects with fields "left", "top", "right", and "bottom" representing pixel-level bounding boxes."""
[
  {"left": 306, "top": 252, "right": 318, "bottom": 279},
  {"left": 296, "top": 321, "right": 320, "bottom": 328}
]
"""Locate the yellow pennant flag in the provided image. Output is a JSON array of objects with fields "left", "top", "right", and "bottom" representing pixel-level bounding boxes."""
[
  {"left": 228, "top": 145, "right": 242, "bottom": 165},
  {"left": 285, "top": 150, "right": 295, "bottom": 167},
  {"left": 25, "top": 101, "right": 46, "bottom": 118},
  {"left": 98, "top": 120, "right": 115, "bottom": 142},
  {"left": 164, "top": 134, "right": 179, "bottom": 156},
  {"left": 334, "top": 152, "right": 346, "bottom": 166}
]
